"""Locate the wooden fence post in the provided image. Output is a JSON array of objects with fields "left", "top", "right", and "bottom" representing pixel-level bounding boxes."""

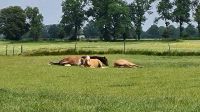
[
  {"left": 13, "top": 46, "right": 15, "bottom": 56},
  {"left": 123, "top": 33, "right": 126, "bottom": 54},
  {"left": 6, "top": 45, "right": 8, "bottom": 56},
  {"left": 168, "top": 43, "right": 171, "bottom": 52},
  {"left": 74, "top": 40, "right": 77, "bottom": 53},
  {"left": 21, "top": 45, "right": 23, "bottom": 54}
]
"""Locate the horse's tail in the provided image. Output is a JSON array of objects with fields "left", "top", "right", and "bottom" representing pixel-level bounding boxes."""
[{"left": 49, "top": 62, "right": 62, "bottom": 66}]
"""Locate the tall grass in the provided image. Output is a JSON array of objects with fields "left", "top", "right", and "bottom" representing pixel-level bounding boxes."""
[
  {"left": 21, "top": 48, "right": 200, "bottom": 56},
  {"left": 0, "top": 55, "right": 200, "bottom": 111},
  {"left": 1, "top": 40, "right": 200, "bottom": 56}
]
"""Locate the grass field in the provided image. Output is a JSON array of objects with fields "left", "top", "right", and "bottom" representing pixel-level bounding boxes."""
[
  {"left": 0, "top": 55, "right": 200, "bottom": 111},
  {"left": 0, "top": 40, "right": 200, "bottom": 55}
]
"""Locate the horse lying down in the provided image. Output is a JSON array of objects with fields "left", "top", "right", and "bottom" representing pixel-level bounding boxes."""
[
  {"left": 49, "top": 55, "right": 108, "bottom": 67},
  {"left": 81, "top": 55, "right": 107, "bottom": 68},
  {"left": 81, "top": 55, "right": 108, "bottom": 66},
  {"left": 49, "top": 56, "right": 82, "bottom": 66},
  {"left": 114, "top": 59, "right": 143, "bottom": 68}
]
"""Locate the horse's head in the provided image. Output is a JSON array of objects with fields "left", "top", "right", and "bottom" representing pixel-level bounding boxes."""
[{"left": 81, "top": 55, "right": 91, "bottom": 67}]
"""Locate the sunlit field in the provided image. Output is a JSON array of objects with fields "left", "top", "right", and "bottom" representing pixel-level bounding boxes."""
[
  {"left": 0, "top": 55, "right": 200, "bottom": 111},
  {"left": 0, "top": 40, "right": 200, "bottom": 55}
]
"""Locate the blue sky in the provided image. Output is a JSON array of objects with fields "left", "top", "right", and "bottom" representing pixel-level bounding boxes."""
[
  {"left": 0, "top": 0, "right": 194, "bottom": 31},
  {"left": 0, "top": 0, "right": 62, "bottom": 25}
]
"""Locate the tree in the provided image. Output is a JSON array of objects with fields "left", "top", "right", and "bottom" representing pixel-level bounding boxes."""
[
  {"left": 141, "top": 30, "right": 148, "bottom": 38},
  {"left": 57, "top": 25, "right": 66, "bottom": 39},
  {"left": 185, "top": 24, "right": 197, "bottom": 37},
  {"left": 41, "top": 25, "right": 50, "bottom": 39},
  {"left": 128, "top": 26, "right": 137, "bottom": 39},
  {"left": 173, "top": 0, "right": 191, "bottom": 38},
  {"left": 25, "top": 7, "right": 43, "bottom": 41},
  {"left": 108, "top": 1, "right": 131, "bottom": 40},
  {"left": 0, "top": 6, "right": 28, "bottom": 40},
  {"left": 48, "top": 24, "right": 59, "bottom": 39},
  {"left": 44, "top": 24, "right": 65, "bottom": 39},
  {"left": 90, "top": 0, "right": 131, "bottom": 41},
  {"left": 168, "top": 25, "right": 177, "bottom": 38},
  {"left": 156, "top": 0, "right": 173, "bottom": 27},
  {"left": 156, "top": 0, "right": 173, "bottom": 38},
  {"left": 129, "top": 0, "right": 155, "bottom": 40},
  {"left": 83, "top": 20, "right": 100, "bottom": 38},
  {"left": 90, "top": 0, "right": 115, "bottom": 41},
  {"left": 146, "top": 24, "right": 159, "bottom": 38},
  {"left": 61, "top": 0, "right": 87, "bottom": 40},
  {"left": 194, "top": 4, "right": 200, "bottom": 37},
  {"left": 158, "top": 26, "right": 165, "bottom": 39}
]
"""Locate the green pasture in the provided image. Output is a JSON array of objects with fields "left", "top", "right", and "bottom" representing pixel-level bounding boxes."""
[
  {"left": 0, "top": 55, "right": 200, "bottom": 111},
  {"left": 0, "top": 40, "right": 200, "bottom": 55}
]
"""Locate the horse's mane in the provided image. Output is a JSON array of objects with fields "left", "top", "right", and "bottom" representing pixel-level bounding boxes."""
[{"left": 81, "top": 56, "right": 109, "bottom": 66}]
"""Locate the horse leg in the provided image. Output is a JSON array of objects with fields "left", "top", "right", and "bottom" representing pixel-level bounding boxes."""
[{"left": 98, "top": 61, "right": 103, "bottom": 68}]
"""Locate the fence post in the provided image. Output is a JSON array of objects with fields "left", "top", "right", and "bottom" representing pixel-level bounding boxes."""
[
  {"left": 6, "top": 45, "right": 8, "bottom": 56},
  {"left": 21, "top": 45, "right": 23, "bottom": 54},
  {"left": 13, "top": 46, "right": 15, "bottom": 56},
  {"left": 74, "top": 40, "right": 77, "bottom": 53},
  {"left": 123, "top": 33, "right": 126, "bottom": 54},
  {"left": 168, "top": 43, "right": 171, "bottom": 52}
]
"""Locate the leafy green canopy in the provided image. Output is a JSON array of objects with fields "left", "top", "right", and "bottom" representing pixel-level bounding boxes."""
[
  {"left": 61, "top": 0, "right": 87, "bottom": 40},
  {"left": 25, "top": 7, "right": 43, "bottom": 41},
  {"left": 0, "top": 6, "right": 28, "bottom": 40},
  {"left": 129, "top": 0, "right": 155, "bottom": 40},
  {"left": 156, "top": 0, "right": 173, "bottom": 25},
  {"left": 194, "top": 4, "right": 200, "bottom": 36},
  {"left": 90, "top": 0, "right": 131, "bottom": 41},
  {"left": 173, "top": 0, "right": 191, "bottom": 38}
]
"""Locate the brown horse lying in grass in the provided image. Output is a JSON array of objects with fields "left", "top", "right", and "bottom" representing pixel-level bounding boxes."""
[
  {"left": 81, "top": 56, "right": 103, "bottom": 68},
  {"left": 49, "top": 55, "right": 108, "bottom": 66},
  {"left": 82, "top": 56, "right": 108, "bottom": 66},
  {"left": 49, "top": 56, "right": 82, "bottom": 66},
  {"left": 114, "top": 59, "right": 142, "bottom": 68}
]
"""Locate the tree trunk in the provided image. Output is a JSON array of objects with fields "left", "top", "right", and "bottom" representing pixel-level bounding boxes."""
[
  {"left": 179, "top": 21, "right": 183, "bottom": 38},
  {"left": 123, "top": 33, "right": 126, "bottom": 54},
  {"left": 198, "top": 22, "right": 200, "bottom": 37},
  {"left": 136, "top": 27, "right": 141, "bottom": 40},
  {"left": 33, "top": 34, "right": 37, "bottom": 41},
  {"left": 137, "top": 33, "right": 140, "bottom": 40},
  {"left": 103, "top": 26, "right": 111, "bottom": 41},
  {"left": 136, "top": 23, "right": 141, "bottom": 40},
  {"left": 72, "top": 25, "right": 78, "bottom": 41},
  {"left": 111, "top": 24, "right": 116, "bottom": 41}
]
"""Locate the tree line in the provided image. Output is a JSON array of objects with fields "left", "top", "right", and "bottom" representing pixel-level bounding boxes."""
[
  {"left": 41, "top": 23, "right": 199, "bottom": 40},
  {"left": 0, "top": 0, "right": 200, "bottom": 41}
]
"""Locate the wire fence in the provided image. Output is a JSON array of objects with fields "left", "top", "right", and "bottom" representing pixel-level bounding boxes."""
[
  {"left": 0, "top": 41, "right": 200, "bottom": 56},
  {"left": 0, "top": 45, "right": 23, "bottom": 56}
]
